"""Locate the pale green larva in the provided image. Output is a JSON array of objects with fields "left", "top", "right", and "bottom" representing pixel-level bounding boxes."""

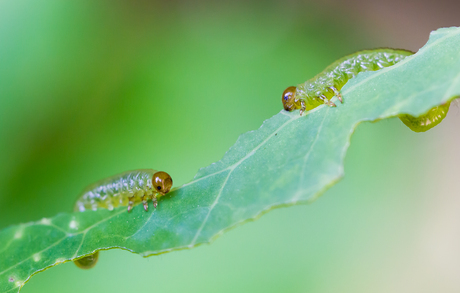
[
  {"left": 282, "top": 49, "right": 450, "bottom": 132},
  {"left": 73, "top": 169, "right": 173, "bottom": 269},
  {"left": 74, "top": 169, "right": 173, "bottom": 213}
]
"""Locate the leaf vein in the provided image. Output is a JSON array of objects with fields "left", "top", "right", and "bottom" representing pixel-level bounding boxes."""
[{"left": 292, "top": 108, "right": 329, "bottom": 201}]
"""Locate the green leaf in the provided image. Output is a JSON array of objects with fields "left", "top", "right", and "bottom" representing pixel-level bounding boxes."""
[{"left": 1, "top": 26, "right": 460, "bottom": 293}]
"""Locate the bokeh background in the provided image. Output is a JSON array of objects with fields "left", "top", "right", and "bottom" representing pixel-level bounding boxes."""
[{"left": 1, "top": 0, "right": 460, "bottom": 292}]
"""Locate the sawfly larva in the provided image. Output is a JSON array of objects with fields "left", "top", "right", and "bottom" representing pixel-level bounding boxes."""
[
  {"left": 73, "top": 169, "right": 173, "bottom": 269},
  {"left": 74, "top": 169, "right": 173, "bottom": 213},
  {"left": 282, "top": 49, "right": 450, "bottom": 132}
]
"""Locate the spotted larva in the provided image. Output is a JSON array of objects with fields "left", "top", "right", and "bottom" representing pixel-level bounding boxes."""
[
  {"left": 73, "top": 169, "right": 173, "bottom": 269},
  {"left": 282, "top": 49, "right": 450, "bottom": 132}
]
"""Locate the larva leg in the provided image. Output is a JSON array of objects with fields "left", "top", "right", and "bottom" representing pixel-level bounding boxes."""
[
  {"left": 127, "top": 195, "right": 135, "bottom": 213},
  {"left": 141, "top": 193, "right": 149, "bottom": 211},
  {"left": 299, "top": 100, "right": 306, "bottom": 116},
  {"left": 319, "top": 94, "right": 336, "bottom": 107},
  {"left": 329, "top": 86, "right": 343, "bottom": 103},
  {"left": 152, "top": 196, "right": 158, "bottom": 208}
]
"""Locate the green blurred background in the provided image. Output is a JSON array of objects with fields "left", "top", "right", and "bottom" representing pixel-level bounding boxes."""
[{"left": 1, "top": 0, "right": 460, "bottom": 292}]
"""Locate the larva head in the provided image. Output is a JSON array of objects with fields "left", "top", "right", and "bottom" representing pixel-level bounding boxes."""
[
  {"left": 152, "top": 171, "right": 173, "bottom": 195},
  {"left": 282, "top": 86, "right": 301, "bottom": 111}
]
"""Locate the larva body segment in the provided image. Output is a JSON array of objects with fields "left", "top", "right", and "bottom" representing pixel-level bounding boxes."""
[
  {"left": 74, "top": 169, "right": 157, "bottom": 212},
  {"left": 282, "top": 49, "right": 450, "bottom": 132}
]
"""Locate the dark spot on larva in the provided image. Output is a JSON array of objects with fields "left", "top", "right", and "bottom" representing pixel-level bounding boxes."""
[{"left": 9, "top": 277, "right": 14, "bottom": 282}]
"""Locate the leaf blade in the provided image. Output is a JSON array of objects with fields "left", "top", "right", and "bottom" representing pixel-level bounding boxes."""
[{"left": 2, "top": 26, "right": 460, "bottom": 292}]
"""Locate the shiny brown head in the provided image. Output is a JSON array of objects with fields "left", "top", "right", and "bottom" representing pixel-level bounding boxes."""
[
  {"left": 282, "top": 86, "right": 301, "bottom": 111},
  {"left": 152, "top": 171, "right": 173, "bottom": 195}
]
